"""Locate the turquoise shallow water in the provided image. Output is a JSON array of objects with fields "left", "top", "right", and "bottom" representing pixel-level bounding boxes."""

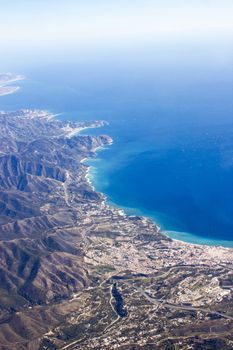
[{"left": 1, "top": 44, "right": 233, "bottom": 247}]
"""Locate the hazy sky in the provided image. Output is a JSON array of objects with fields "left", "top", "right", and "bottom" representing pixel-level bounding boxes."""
[{"left": 1, "top": 0, "right": 233, "bottom": 49}]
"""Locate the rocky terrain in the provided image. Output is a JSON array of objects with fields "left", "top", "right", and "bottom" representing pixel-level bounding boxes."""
[{"left": 0, "top": 108, "right": 233, "bottom": 350}]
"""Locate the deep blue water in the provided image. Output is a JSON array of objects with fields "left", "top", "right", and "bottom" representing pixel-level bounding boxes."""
[{"left": 1, "top": 43, "right": 233, "bottom": 246}]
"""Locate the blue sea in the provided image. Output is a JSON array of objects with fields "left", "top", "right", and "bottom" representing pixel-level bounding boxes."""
[{"left": 1, "top": 41, "right": 233, "bottom": 247}]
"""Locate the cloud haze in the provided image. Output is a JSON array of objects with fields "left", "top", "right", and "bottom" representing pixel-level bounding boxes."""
[{"left": 1, "top": 0, "right": 233, "bottom": 49}]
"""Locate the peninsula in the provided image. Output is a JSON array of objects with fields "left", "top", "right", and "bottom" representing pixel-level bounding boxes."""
[
  {"left": 0, "top": 107, "right": 233, "bottom": 349},
  {"left": 0, "top": 73, "right": 24, "bottom": 96}
]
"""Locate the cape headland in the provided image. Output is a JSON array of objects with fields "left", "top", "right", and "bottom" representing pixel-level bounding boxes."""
[
  {"left": 0, "top": 73, "right": 24, "bottom": 96},
  {"left": 0, "top": 105, "right": 233, "bottom": 349}
]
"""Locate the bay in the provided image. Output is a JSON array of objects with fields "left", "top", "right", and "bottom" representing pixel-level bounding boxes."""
[{"left": 1, "top": 43, "right": 233, "bottom": 246}]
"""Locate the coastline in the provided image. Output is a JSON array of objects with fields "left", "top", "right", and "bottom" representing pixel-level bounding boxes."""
[
  {"left": 2, "top": 108, "right": 233, "bottom": 348},
  {"left": 164, "top": 230, "right": 233, "bottom": 249},
  {"left": 81, "top": 129, "right": 233, "bottom": 250},
  {"left": 0, "top": 74, "right": 25, "bottom": 96},
  {"left": 0, "top": 75, "right": 25, "bottom": 86},
  {"left": 0, "top": 86, "right": 20, "bottom": 97},
  {"left": 83, "top": 143, "right": 114, "bottom": 198},
  {"left": 64, "top": 120, "right": 109, "bottom": 138}
]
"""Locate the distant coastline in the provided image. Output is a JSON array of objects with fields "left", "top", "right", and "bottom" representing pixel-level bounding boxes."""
[{"left": 0, "top": 73, "right": 24, "bottom": 96}]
